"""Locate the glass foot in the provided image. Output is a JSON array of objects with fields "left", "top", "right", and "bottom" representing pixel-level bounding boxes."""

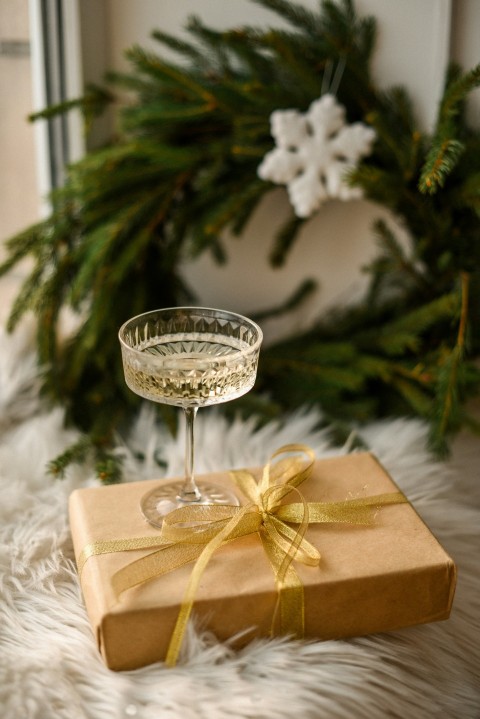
[{"left": 140, "top": 480, "right": 240, "bottom": 528}]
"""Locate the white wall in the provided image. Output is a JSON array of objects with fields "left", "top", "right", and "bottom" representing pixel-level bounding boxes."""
[
  {"left": 0, "top": 0, "right": 41, "bottom": 245},
  {"left": 82, "top": 0, "right": 478, "bottom": 341}
]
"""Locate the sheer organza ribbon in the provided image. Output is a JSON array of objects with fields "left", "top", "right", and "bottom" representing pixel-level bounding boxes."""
[{"left": 77, "top": 444, "right": 407, "bottom": 666}]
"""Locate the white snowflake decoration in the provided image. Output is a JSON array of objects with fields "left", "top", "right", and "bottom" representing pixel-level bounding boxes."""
[{"left": 257, "top": 94, "right": 376, "bottom": 218}]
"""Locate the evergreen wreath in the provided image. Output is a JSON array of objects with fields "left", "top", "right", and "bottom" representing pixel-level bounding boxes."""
[{"left": 2, "top": 0, "right": 479, "bottom": 481}]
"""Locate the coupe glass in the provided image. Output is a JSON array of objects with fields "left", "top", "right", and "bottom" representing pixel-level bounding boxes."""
[{"left": 119, "top": 307, "right": 263, "bottom": 526}]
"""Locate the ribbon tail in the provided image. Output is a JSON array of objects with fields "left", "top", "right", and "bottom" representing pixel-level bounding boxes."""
[
  {"left": 165, "top": 505, "right": 254, "bottom": 667},
  {"left": 260, "top": 529, "right": 305, "bottom": 638},
  {"left": 279, "top": 570, "right": 304, "bottom": 639}
]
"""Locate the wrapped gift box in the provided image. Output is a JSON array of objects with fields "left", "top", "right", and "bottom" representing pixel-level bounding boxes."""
[{"left": 69, "top": 452, "right": 456, "bottom": 671}]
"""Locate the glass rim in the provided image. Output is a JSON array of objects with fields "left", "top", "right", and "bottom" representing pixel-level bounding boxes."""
[{"left": 118, "top": 306, "right": 263, "bottom": 356}]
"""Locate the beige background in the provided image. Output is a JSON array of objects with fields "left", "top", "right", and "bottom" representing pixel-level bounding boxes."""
[{"left": 0, "top": 0, "right": 39, "bottom": 249}]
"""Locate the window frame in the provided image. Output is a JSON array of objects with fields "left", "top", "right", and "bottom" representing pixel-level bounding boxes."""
[{"left": 28, "top": 0, "right": 84, "bottom": 213}]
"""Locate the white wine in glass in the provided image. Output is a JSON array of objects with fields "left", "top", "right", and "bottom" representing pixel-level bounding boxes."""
[{"left": 119, "top": 307, "right": 263, "bottom": 526}]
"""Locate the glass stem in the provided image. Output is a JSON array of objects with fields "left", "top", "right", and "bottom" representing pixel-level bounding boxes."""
[{"left": 179, "top": 406, "right": 201, "bottom": 503}]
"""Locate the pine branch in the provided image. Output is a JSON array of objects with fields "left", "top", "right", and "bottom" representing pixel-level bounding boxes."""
[
  {"left": 219, "top": 28, "right": 281, "bottom": 88},
  {"left": 459, "top": 171, "right": 480, "bottom": 216},
  {"left": 151, "top": 27, "right": 207, "bottom": 66},
  {"left": 389, "top": 376, "right": 433, "bottom": 417},
  {"left": 438, "top": 63, "right": 480, "bottom": 129},
  {"left": 419, "top": 63, "right": 480, "bottom": 194},
  {"left": 364, "top": 87, "right": 420, "bottom": 172},
  {"left": 48, "top": 435, "right": 94, "bottom": 478},
  {"left": 269, "top": 215, "right": 305, "bottom": 266},
  {"left": 429, "top": 272, "right": 470, "bottom": 454},
  {"left": 371, "top": 292, "right": 458, "bottom": 356},
  {"left": 348, "top": 164, "right": 405, "bottom": 209},
  {"left": 364, "top": 218, "right": 430, "bottom": 303},
  {"left": 230, "top": 190, "right": 268, "bottom": 236},
  {"left": 94, "top": 452, "right": 125, "bottom": 484},
  {"left": 253, "top": 278, "right": 317, "bottom": 321},
  {"left": 252, "top": 0, "right": 319, "bottom": 34},
  {"left": 28, "top": 84, "right": 113, "bottom": 128},
  {"left": 184, "top": 16, "right": 233, "bottom": 76},
  {"left": 263, "top": 354, "right": 366, "bottom": 392},
  {"left": 195, "top": 179, "right": 268, "bottom": 245},
  {"left": 124, "top": 45, "right": 224, "bottom": 109},
  {"left": 48, "top": 431, "right": 124, "bottom": 484},
  {"left": 321, "top": 0, "right": 376, "bottom": 69},
  {"left": 0, "top": 223, "right": 45, "bottom": 278},
  {"left": 418, "top": 139, "right": 465, "bottom": 194},
  {"left": 259, "top": 29, "right": 323, "bottom": 99},
  {"left": 6, "top": 262, "right": 50, "bottom": 331}
]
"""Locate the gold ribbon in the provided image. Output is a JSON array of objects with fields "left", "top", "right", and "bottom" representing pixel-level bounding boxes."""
[{"left": 77, "top": 444, "right": 408, "bottom": 667}]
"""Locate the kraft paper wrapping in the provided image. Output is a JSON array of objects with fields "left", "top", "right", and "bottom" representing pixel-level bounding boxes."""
[{"left": 69, "top": 452, "right": 456, "bottom": 671}]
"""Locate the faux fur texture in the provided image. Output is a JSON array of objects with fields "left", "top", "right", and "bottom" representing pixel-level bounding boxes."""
[{"left": 0, "top": 324, "right": 479, "bottom": 719}]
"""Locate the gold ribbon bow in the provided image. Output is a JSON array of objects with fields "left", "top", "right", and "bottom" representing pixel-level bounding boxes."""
[{"left": 78, "top": 444, "right": 407, "bottom": 667}]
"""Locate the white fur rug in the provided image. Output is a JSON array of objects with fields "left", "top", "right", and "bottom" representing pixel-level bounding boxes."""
[{"left": 0, "top": 323, "right": 479, "bottom": 719}]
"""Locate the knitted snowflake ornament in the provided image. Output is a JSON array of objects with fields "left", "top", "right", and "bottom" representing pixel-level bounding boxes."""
[{"left": 258, "top": 94, "right": 376, "bottom": 218}]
